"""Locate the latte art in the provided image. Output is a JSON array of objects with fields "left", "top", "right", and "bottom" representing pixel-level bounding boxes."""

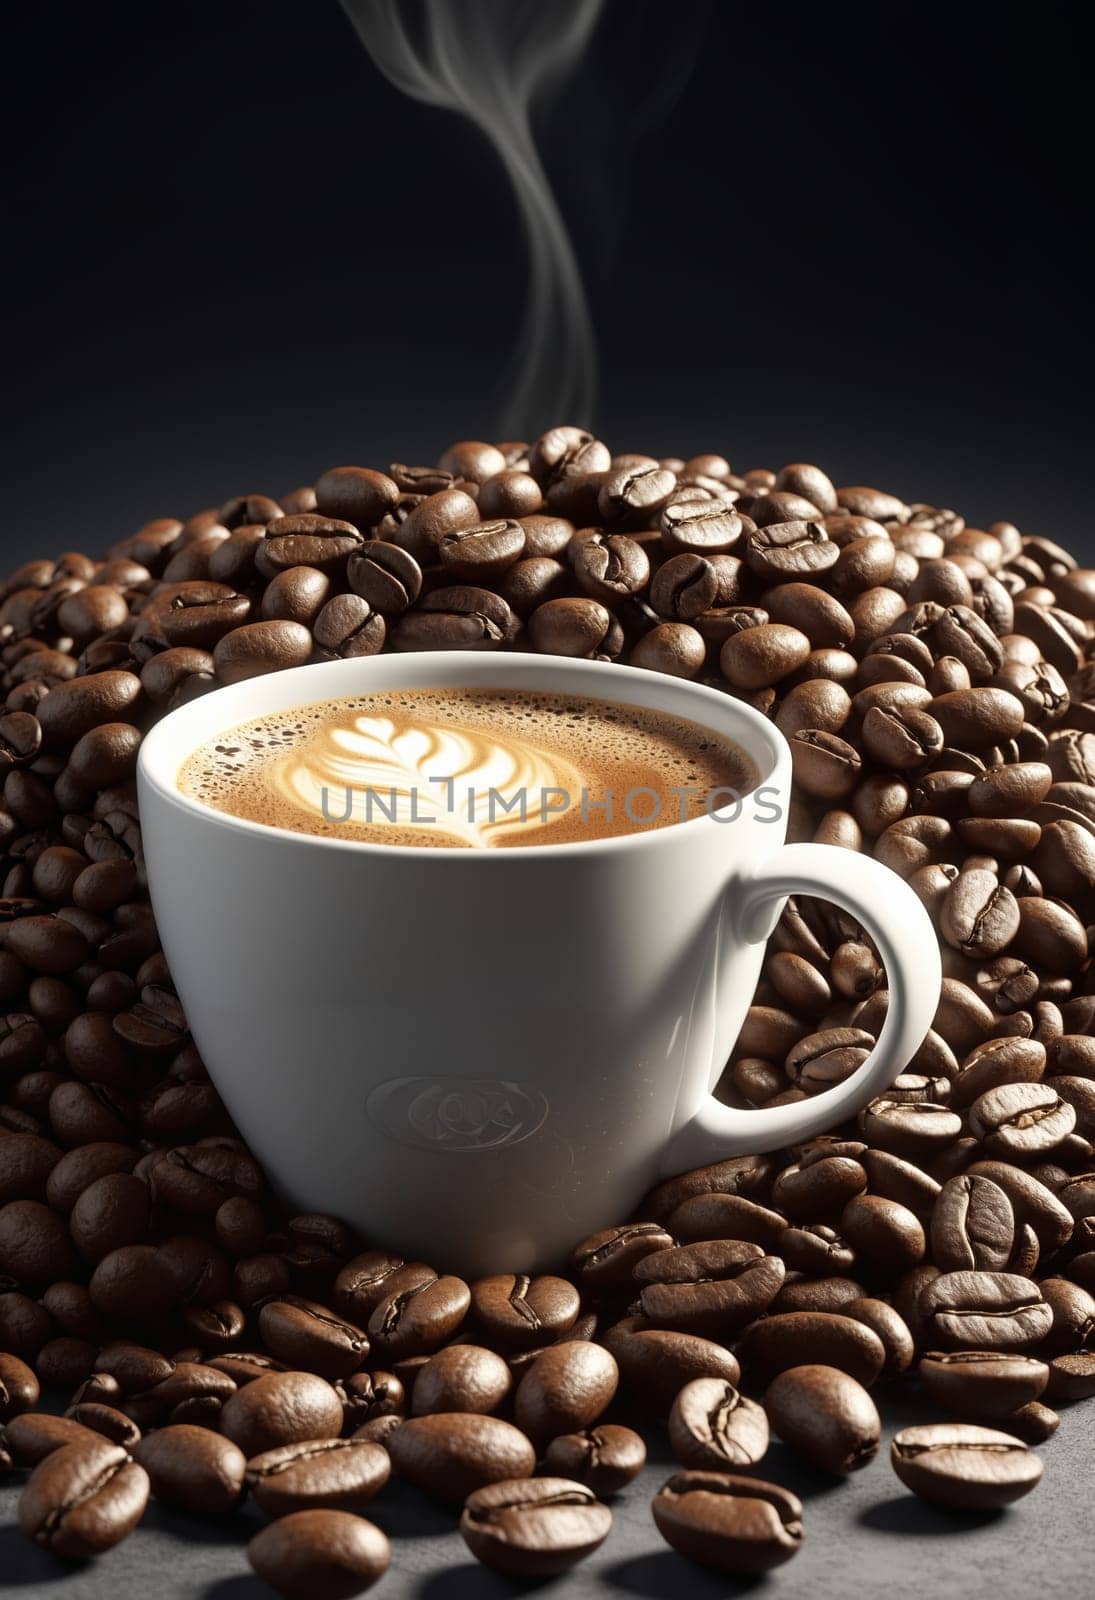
[
  {"left": 277, "top": 713, "right": 587, "bottom": 847},
  {"left": 180, "top": 687, "right": 758, "bottom": 848}
]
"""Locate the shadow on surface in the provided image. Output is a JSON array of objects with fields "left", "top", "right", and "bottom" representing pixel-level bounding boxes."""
[
  {"left": 205, "top": 1577, "right": 269, "bottom": 1600},
  {"left": 0, "top": 1521, "right": 73, "bottom": 1585},
  {"left": 418, "top": 1562, "right": 552, "bottom": 1597},
  {"left": 604, "top": 1550, "right": 768, "bottom": 1597},
  {"left": 861, "top": 1495, "right": 1004, "bottom": 1536}
]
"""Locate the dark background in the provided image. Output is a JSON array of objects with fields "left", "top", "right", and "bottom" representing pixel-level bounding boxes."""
[{"left": 5, "top": 0, "right": 1093, "bottom": 568}]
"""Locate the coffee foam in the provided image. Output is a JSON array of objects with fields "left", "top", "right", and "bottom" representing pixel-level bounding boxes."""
[{"left": 178, "top": 688, "right": 757, "bottom": 849}]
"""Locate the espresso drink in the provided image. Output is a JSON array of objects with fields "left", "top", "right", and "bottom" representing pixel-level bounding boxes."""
[{"left": 178, "top": 688, "right": 757, "bottom": 848}]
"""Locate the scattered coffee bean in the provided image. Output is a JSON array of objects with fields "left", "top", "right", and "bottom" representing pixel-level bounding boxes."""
[
  {"left": 765, "top": 1363, "right": 881, "bottom": 1474},
  {"left": 890, "top": 1422, "right": 1043, "bottom": 1509},
  {"left": 247, "top": 1509, "right": 391, "bottom": 1600},
  {"left": 541, "top": 1424, "right": 646, "bottom": 1495},
  {"left": 460, "top": 1476, "right": 612, "bottom": 1579},
  {"left": 668, "top": 1376, "right": 769, "bottom": 1469},
  {"left": 651, "top": 1470, "right": 804, "bottom": 1573}
]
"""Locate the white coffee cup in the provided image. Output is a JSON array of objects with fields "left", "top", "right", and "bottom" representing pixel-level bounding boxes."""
[{"left": 138, "top": 651, "right": 941, "bottom": 1276}]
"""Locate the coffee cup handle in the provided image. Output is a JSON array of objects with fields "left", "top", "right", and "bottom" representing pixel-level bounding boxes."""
[{"left": 660, "top": 842, "right": 942, "bottom": 1174}]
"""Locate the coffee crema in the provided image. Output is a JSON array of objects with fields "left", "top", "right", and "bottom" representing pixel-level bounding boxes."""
[{"left": 178, "top": 687, "right": 757, "bottom": 849}]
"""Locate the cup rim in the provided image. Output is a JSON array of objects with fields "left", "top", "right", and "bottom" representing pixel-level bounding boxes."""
[{"left": 137, "top": 652, "right": 791, "bottom": 860}]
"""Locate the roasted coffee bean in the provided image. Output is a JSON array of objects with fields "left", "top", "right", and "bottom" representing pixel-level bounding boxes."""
[
  {"left": 367, "top": 1272, "right": 469, "bottom": 1358},
  {"left": 839, "top": 1194, "right": 926, "bottom": 1275},
  {"left": 667, "top": 1193, "right": 784, "bottom": 1255},
  {"left": 918, "top": 1351, "right": 1049, "bottom": 1417},
  {"left": 634, "top": 1240, "right": 784, "bottom": 1334},
  {"left": 470, "top": 1273, "right": 579, "bottom": 1350},
  {"left": 513, "top": 1341, "right": 618, "bottom": 1444},
  {"left": 542, "top": 1424, "right": 646, "bottom": 1496},
  {"left": 411, "top": 1344, "right": 511, "bottom": 1417},
  {"left": 65, "top": 1401, "right": 141, "bottom": 1449},
  {"left": 765, "top": 1364, "right": 880, "bottom": 1475},
  {"left": 786, "top": 1028, "right": 872, "bottom": 1091},
  {"left": 969, "top": 1081, "right": 1076, "bottom": 1155},
  {"left": 246, "top": 1437, "right": 391, "bottom": 1518},
  {"left": 931, "top": 1174, "right": 1016, "bottom": 1271},
  {"left": 134, "top": 1424, "right": 246, "bottom": 1514},
  {"left": 459, "top": 1476, "right": 612, "bottom": 1580},
  {"left": 777, "top": 1224, "right": 856, "bottom": 1276},
  {"left": 388, "top": 1413, "right": 536, "bottom": 1503},
  {"left": 392, "top": 586, "right": 519, "bottom": 651},
  {"left": 312, "top": 594, "right": 386, "bottom": 659},
  {"left": 213, "top": 620, "right": 313, "bottom": 682},
  {"left": 0, "top": 1349, "right": 40, "bottom": 1422},
  {"left": 919, "top": 1271, "right": 1052, "bottom": 1350},
  {"left": 668, "top": 1377, "right": 769, "bottom": 1469},
  {"left": 721, "top": 624, "right": 811, "bottom": 689},
  {"left": 247, "top": 1509, "right": 391, "bottom": 1600},
  {"left": 219, "top": 1371, "right": 344, "bottom": 1457},
  {"left": 19, "top": 1438, "right": 150, "bottom": 1558},
  {"left": 841, "top": 1297, "right": 915, "bottom": 1377},
  {"left": 571, "top": 1222, "right": 673, "bottom": 1297},
  {"left": 5, "top": 1412, "right": 101, "bottom": 1466},
  {"left": 651, "top": 1470, "right": 804, "bottom": 1574},
  {"left": 602, "top": 1319, "right": 741, "bottom": 1413},
  {"left": 314, "top": 466, "right": 399, "bottom": 528},
  {"left": 258, "top": 1297, "right": 370, "bottom": 1381},
  {"left": 770, "top": 1156, "right": 867, "bottom": 1221},
  {"left": 1044, "top": 1351, "right": 1095, "bottom": 1401},
  {"left": 94, "top": 1343, "right": 174, "bottom": 1395},
  {"left": 736, "top": 1312, "right": 886, "bottom": 1387},
  {"left": 859, "top": 1098, "right": 963, "bottom": 1157},
  {"left": 891, "top": 1423, "right": 1042, "bottom": 1509}
]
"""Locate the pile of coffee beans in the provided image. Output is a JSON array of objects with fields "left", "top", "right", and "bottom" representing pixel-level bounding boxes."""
[{"left": 1, "top": 427, "right": 1094, "bottom": 1592}]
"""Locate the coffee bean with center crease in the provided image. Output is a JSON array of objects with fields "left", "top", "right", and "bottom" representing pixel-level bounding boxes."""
[
  {"left": 651, "top": 1470, "right": 804, "bottom": 1574},
  {"left": 64, "top": 1402, "right": 141, "bottom": 1450},
  {"left": 570, "top": 1223, "right": 673, "bottom": 1296},
  {"left": 542, "top": 1425, "right": 646, "bottom": 1496},
  {"left": 392, "top": 586, "right": 519, "bottom": 652},
  {"left": 786, "top": 1028, "right": 872, "bottom": 1092},
  {"left": 969, "top": 1082, "right": 1076, "bottom": 1156},
  {"left": 919, "top": 1271, "right": 1053, "bottom": 1350},
  {"left": 437, "top": 519, "right": 526, "bottom": 582},
  {"left": 744, "top": 521, "right": 839, "bottom": 583},
  {"left": 861, "top": 705, "right": 945, "bottom": 769},
  {"left": 668, "top": 1377, "right": 769, "bottom": 1470},
  {"left": 765, "top": 1364, "right": 881, "bottom": 1475},
  {"left": 736, "top": 1312, "right": 887, "bottom": 1387},
  {"left": 660, "top": 500, "right": 742, "bottom": 555},
  {"left": 254, "top": 1297, "right": 370, "bottom": 1383},
  {"left": 634, "top": 1240, "right": 785, "bottom": 1335},
  {"left": 248, "top": 1509, "right": 391, "bottom": 1600},
  {"left": 219, "top": 1371, "right": 344, "bottom": 1458},
  {"left": 931, "top": 1174, "right": 1016, "bottom": 1272},
  {"left": 19, "top": 1438, "right": 150, "bottom": 1558},
  {"left": 789, "top": 730, "right": 863, "bottom": 801},
  {"left": 918, "top": 1352, "right": 1049, "bottom": 1418},
  {"left": 334, "top": 1251, "right": 422, "bottom": 1322},
  {"left": 470, "top": 1273, "right": 580, "bottom": 1350},
  {"left": 133, "top": 1424, "right": 246, "bottom": 1514},
  {"left": 891, "top": 1423, "right": 1042, "bottom": 1510},
  {"left": 388, "top": 1413, "right": 536, "bottom": 1503},
  {"left": 346, "top": 542, "right": 422, "bottom": 615},
  {"left": 246, "top": 1437, "right": 391, "bottom": 1518},
  {"left": 367, "top": 1271, "right": 469, "bottom": 1358},
  {"left": 459, "top": 1476, "right": 612, "bottom": 1580},
  {"left": 260, "top": 515, "right": 363, "bottom": 575},
  {"left": 311, "top": 595, "right": 386, "bottom": 660}
]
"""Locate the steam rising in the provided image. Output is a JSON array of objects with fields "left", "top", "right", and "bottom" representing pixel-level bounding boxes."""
[{"left": 339, "top": 0, "right": 602, "bottom": 438}]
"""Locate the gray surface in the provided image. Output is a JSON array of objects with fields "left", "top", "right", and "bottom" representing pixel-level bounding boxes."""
[{"left": 3, "top": 1392, "right": 1092, "bottom": 1599}]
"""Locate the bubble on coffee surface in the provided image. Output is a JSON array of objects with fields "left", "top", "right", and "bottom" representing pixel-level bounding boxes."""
[{"left": 179, "top": 688, "right": 757, "bottom": 848}]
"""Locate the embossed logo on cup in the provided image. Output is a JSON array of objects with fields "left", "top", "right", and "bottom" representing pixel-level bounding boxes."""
[{"left": 365, "top": 1077, "right": 549, "bottom": 1152}]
